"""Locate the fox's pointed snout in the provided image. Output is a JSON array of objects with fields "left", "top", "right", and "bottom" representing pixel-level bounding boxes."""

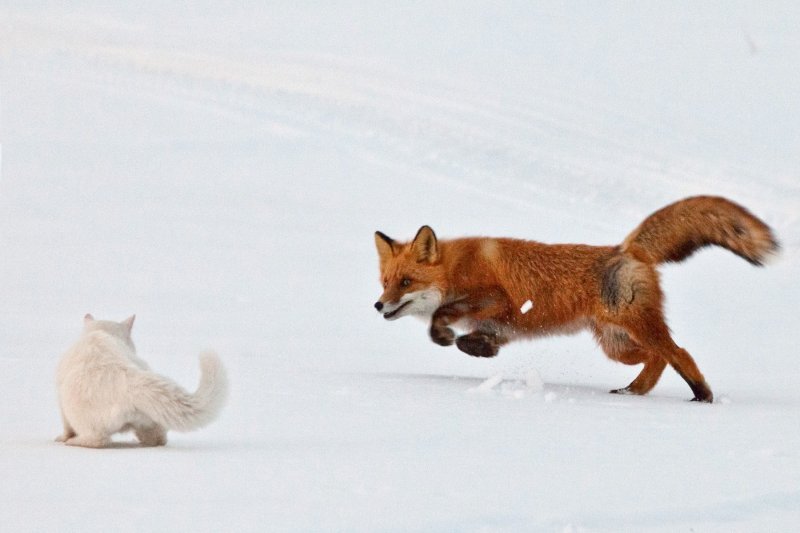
[{"left": 374, "top": 301, "right": 384, "bottom": 312}]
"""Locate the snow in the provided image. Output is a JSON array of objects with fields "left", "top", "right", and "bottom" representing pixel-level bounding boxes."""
[
  {"left": 468, "top": 372, "right": 504, "bottom": 393},
  {"left": 520, "top": 300, "right": 534, "bottom": 314},
  {"left": 525, "top": 368, "right": 544, "bottom": 394},
  {"left": 1, "top": 2, "right": 799, "bottom": 531}
]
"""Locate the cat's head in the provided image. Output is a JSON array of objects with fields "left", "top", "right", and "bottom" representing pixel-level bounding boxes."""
[{"left": 83, "top": 314, "right": 136, "bottom": 349}]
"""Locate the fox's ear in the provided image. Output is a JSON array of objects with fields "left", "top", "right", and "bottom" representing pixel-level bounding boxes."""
[
  {"left": 84, "top": 313, "right": 94, "bottom": 324},
  {"left": 122, "top": 315, "right": 136, "bottom": 334},
  {"left": 375, "top": 231, "right": 396, "bottom": 266},
  {"left": 411, "top": 225, "right": 439, "bottom": 263}
]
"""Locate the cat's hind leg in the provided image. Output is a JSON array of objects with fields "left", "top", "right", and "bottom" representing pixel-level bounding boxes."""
[{"left": 135, "top": 424, "right": 167, "bottom": 447}]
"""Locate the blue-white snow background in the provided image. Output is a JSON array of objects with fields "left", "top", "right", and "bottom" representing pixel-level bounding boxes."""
[{"left": 1, "top": 2, "right": 799, "bottom": 531}]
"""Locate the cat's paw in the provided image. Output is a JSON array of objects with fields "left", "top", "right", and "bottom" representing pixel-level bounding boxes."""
[{"left": 65, "top": 435, "right": 110, "bottom": 448}]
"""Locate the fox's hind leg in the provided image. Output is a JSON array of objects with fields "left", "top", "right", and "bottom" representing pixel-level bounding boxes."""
[
  {"left": 593, "top": 324, "right": 667, "bottom": 395},
  {"left": 617, "top": 312, "right": 713, "bottom": 403},
  {"left": 611, "top": 355, "right": 667, "bottom": 396},
  {"left": 599, "top": 258, "right": 712, "bottom": 402}
]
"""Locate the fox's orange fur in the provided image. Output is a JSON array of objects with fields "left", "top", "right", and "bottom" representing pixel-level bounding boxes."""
[{"left": 374, "top": 196, "right": 778, "bottom": 403}]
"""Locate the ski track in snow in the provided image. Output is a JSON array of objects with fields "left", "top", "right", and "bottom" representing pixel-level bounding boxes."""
[{"left": 6, "top": 11, "right": 798, "bottom": 243}]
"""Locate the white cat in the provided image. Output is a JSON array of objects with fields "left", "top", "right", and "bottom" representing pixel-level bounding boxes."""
[{"left": 55, "top": 314, "right": 228, "bottom": 448}]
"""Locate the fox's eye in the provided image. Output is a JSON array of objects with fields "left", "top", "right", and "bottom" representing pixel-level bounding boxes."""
[{"left": 401, "top": 277, "right": 412, "bottom": 287}]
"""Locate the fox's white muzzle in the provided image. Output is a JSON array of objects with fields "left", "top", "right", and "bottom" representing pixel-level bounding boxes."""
[{"left": 375, "top": 289, "right": 442, "bottom": 321}]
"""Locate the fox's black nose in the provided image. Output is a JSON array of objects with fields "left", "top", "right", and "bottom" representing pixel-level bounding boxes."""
[{"left": 374, "top": 301, "right": 384, "bottom": 311}]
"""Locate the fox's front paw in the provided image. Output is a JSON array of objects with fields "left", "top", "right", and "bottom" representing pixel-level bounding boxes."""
[
  {"left": 456, "top": 332, "right": 500, "bottom": 358},
  {"left": 430, "top": 325, "right": 455, "bottom": 346}
]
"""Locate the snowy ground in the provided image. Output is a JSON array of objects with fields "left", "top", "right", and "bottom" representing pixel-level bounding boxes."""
[{"left": 1, "top": 2, "right": 799, "bottom": 531}]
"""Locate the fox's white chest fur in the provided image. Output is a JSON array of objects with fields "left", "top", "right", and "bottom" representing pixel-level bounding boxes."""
[{"left": 56, "top": 314, "right": 228, "bottom": 448}]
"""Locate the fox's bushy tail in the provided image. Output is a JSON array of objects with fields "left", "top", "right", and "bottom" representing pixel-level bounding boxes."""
[
  {"left": 131, "top": 351, "right": 228, "bottom": 431},
  {"left": 621, "top": 196, "right": 779, "bottom": 266}
]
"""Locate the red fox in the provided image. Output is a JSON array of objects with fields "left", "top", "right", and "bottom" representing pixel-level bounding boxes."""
[{"left": 373, "top": 196, "right": 778, "bottom": 403}]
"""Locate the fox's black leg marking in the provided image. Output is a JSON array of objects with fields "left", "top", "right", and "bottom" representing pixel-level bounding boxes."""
[
  {"left": 430, "top": 290, "right": 511, "bottom": 353},
  {"left": 456, "top": 331, "right": 502, "bottom": 358},
  {"left": 430, "top": 324, "right": 455, "bottom": 346},
  {"left": 610, "top": 387, "right": 633, "bottom": 395},
  {"left": 687, "top": 380, "right": 714, "bottom": 403},
  {"left": 429, "top": 303, "right": 466, "bottom": 347}
]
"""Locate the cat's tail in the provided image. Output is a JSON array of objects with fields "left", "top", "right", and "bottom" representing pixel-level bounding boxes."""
[{"left": 130, "top": 351, "right": 228, "bottom": 432}]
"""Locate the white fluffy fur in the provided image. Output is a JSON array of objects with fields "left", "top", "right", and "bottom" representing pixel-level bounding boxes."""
[{"left": 55, "top": 314, "right": 228, "bottom": 448}]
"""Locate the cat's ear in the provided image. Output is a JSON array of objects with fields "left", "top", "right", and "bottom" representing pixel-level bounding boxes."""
[
  {"left": 122, "top": 315, "right": 135, "bottom": 334},
  {"left": 84, "top": 313, "right": 95, "bottom": 325}
]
